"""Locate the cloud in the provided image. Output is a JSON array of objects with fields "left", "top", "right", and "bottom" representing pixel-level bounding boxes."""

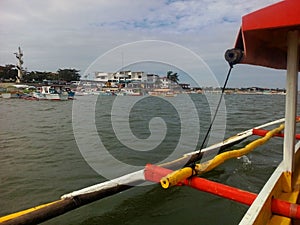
[
  {"left": 1, "top": 0, "right": 277, "bottom": 33},
  {"left": 86, "top": 0, "right": 278, "bottom": 32}
]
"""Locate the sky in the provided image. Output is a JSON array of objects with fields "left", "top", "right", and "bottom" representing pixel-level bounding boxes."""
[{"left": 0, "top": 0, "right": 288, "bottom": 88}]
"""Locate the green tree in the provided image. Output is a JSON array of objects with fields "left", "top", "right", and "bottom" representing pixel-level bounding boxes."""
[
  {"left": 23, "top": 71, "right": 57, "bottom": 83},
  {"left": 57, "top": 69, "right": 80, "bottom": 82},
  {"left": 0, "top": 64, "right": 18, "bottom": 81},
  {"left": 167, "top": 71, "right": 179, "bottom": 84}
]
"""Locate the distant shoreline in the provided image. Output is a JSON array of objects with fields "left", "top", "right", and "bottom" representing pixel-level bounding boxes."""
[{"left": 0, "top": 82, "right": 289, "bottom": 96}]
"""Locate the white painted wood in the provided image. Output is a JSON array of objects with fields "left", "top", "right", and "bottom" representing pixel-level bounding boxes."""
[
  {"left": 283, "top": 30, "right": 299, "bottom": 173},
  {"left": 61, "top": 170, "right": 145, "bottom": 199}
]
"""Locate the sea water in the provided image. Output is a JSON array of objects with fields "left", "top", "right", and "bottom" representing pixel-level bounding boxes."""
[{"left": 0, "top": 94, "right": 292, "bottom": 225}]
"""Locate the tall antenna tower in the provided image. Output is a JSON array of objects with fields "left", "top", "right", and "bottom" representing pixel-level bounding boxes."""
[{"left": 14, "top": 47, "right": 24, "bottom": 83}]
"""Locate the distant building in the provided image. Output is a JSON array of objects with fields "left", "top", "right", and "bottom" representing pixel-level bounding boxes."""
[
  {"left": 93, "top": 70, "right": 190, "bottom": 91},
  {"left": 94, "top": 72, "right": 114, "bottom": 83},
  {"left": 145, "top": 74, "right": 160, "bottom": 89},
  {"left": 94, "top": 71, "right": 147, "bottom": 87},
  {"left": 131, "top": 71, "right": 145, "bottom": 82}
]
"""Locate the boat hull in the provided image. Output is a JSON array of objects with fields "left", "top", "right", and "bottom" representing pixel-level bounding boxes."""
[
  {"left": 44, "top": 92, "right": 69, "bottom": 101},
  {"left": 239, "top": 143, "right": 300, "bottom": 225},
  {"left": 1, "top": 93, "right": 11, "bottom": 99}
]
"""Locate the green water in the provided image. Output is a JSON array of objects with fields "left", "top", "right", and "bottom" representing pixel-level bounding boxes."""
[{"left": 0, "top": 94, "right": 290, "bottom": 224}]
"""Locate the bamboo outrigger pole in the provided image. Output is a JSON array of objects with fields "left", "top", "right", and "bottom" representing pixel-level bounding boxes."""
[{"left": 0, "top": 184, "right": 134, "bottom": 225}]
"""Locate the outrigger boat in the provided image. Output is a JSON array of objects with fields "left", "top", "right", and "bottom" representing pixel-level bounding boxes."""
[
  {"left": 226, "top": 0, "right": 300, "bottom": 224},
  {"left": 0, "top": 0, "right": 300, "bottom": 224}
]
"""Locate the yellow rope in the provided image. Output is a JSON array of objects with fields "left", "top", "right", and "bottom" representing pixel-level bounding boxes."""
[
  {"left": 195, "top": 123, "right": 285, "bottom": 174},
  {"left": 160, "top": 123, "right": 285, "bottom": 188}
]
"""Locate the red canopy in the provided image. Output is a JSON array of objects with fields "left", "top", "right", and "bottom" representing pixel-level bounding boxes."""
[{"left": 230, "top": 0, "right": 300, "bottom": 70}]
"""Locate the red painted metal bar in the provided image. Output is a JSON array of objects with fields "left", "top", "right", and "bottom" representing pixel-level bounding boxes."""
[
  {"left": 252, "top": 128, "right": 300, "bottom": 140},
  {"left": 144, "top": 164, "right": 300, "bottom": 219}
]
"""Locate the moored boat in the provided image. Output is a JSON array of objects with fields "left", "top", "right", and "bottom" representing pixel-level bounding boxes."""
[
  {"left": 1, "top": 93, "right": 11, "bottom": 99},
  {"left": 34, "top": 86, "right": 69, "bottom": 101},
  {"left": 118, "top": 87, "right": 142, "bottom": 96},
  {"left": 65, "top": 87, "right": 75, "bottom": 99},
  {"left": 32, "top": 91, "right": 47, "bottom": 100},
  {"left": 148, "top": 88, "right": 177, "bottom": 97}
]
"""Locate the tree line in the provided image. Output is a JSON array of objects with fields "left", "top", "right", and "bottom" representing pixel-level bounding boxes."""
[
  {"left": 0, "top": 64, "right": 81, "bottom": 83},
  {"left": 0, "top": 64, "right": 179, "bottom": 85}
]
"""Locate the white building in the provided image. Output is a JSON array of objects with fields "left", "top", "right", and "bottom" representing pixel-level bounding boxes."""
[
  {"left": 94, "top": 71, "right": 147, "bottom": 87},
  {"left": 93, "top": 71, "right": 184, "bottom": 90},
  {"left": 94, "top": 72, "right": 114, "bottom": 83},
  {"left": 115, "top": 71, "right": 130, "bottom": 84},
  {"left": 145, "top": 74, "right": 160, "bottom": 89},
  {"left": 130, "top": 71, "right": 145, "bottom": 82}
]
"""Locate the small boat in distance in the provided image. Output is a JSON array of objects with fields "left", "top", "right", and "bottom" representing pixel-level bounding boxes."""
[
  {"left": 34, "top": 86, "right": 69, "bottom": 101},
  {"left": 1, "top": 93, "right": 12, "bottom": 99},
  {"left": 118, "top": 87, "right": 142, "bottom": 96},
  {"left": 148, "top": 88, "right": 177, "bottom": 97}
]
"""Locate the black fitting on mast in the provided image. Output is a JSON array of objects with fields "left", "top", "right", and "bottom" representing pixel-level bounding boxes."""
[{"left": 224, "top": 48, "right": 243, "bottom": 67}]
